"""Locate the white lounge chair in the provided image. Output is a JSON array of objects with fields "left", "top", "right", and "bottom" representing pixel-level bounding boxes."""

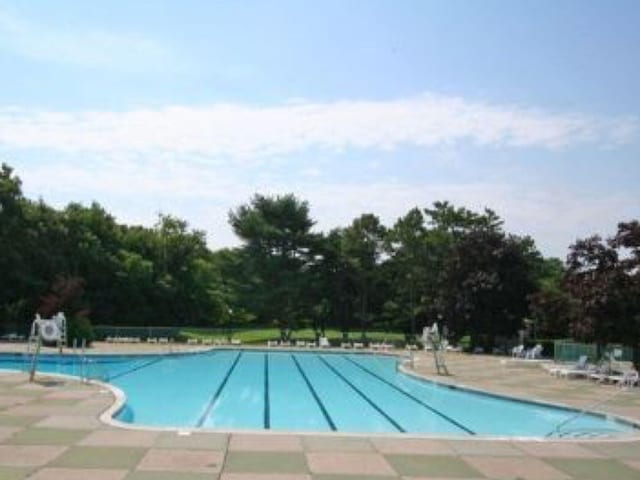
[
  {"left": 525, "top": 344, "right": 543, "bottom": 359},
  {"left": 511, "top": 344, "right": 524, "bottom": 358},
  {"left": 608, "top": 370, "right": 639, "bottom": 387},
  {"left": 319, "top": 337, "right": 330, "bottom": 348},
  {"left": 556, "top": 355, "right": 593, "bottom": 378}
]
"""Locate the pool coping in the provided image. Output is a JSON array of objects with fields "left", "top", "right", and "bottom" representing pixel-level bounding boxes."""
[{"left": 4, "top": 348, "right": 640, "bottom": 443}]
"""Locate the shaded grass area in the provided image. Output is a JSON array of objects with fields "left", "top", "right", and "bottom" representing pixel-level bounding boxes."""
[{"left": 180, "top": 327, "right": 407, "bottom": 345}]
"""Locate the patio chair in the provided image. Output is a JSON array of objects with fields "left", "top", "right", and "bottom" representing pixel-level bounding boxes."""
[
  {"left": 525, "top": 344, "right": 543, "bottom": 359},
  {"left": 556, "top": 355, "right": 594, "bottom": 378},
  {"left": 340, "top": 342, "right": 352, "bottom": 349},
  {"left": 511, "top": 345, "right": 525, "bottom": 358},
  {"left": 548, "top": 355, "right": 587, "bottom": 376},
  {"left": 608, "top": 370, "right": 639, "bottom": 387},
  {"left": 318, "top": 337, "right": 330, "bottom": 348}
]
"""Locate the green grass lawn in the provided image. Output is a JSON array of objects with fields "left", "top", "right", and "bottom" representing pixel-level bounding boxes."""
[{"left": 180, "top": 327, "right": 408, "bottom": 345}]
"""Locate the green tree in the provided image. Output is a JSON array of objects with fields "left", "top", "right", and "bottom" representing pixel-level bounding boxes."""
[
  {"left": 229, "top": 194, "right": 316, "bottom": 334},
  {"left": 341, "top": 214, "right": 386, "bottom": 337}
]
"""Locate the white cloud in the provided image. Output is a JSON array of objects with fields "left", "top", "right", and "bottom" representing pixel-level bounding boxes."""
[
  {"left": 0, "top": 94, "right": 637, "bottom": 158},
  {"left": 14, "top": 158, "right": 637, "bottom": 258},
  {"left": 0, "top": 7, "right": 180, "bottom": 72}
]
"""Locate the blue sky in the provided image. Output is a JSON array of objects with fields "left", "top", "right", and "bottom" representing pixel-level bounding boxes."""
[{"left": 1, "top": 0, "right": 638, "bottom": 257}]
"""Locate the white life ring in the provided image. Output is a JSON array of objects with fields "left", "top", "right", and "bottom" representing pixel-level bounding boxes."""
[{"left": 39, "top": 320, "right": 60, "bottom": 342}]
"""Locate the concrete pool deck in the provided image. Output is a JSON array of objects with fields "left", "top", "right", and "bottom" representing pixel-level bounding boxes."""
[{"left": 0, "top": 347, "right": 639, "bottom": 479}]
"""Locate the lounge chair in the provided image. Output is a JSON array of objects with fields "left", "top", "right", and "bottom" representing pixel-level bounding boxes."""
[
  {"left": 295, "top": 340, "right": 306, "bottom": 347},
  {"left": 352, "top": 342, "right": 364, "bottom": 349},
  {"left": 525, "top": 344, "right": 543, "bottom": 359},
  {"left": 511, "top": 344, "right": 524, "bottom": 358},
  {"left": 608, "top": 370, "right": 639, "bottom": 387},
  {"left": 340, "top": 342, "right": 352, "bottom": 349},
  {"left": 318, "top": 337, "right": 330, "bottom": 348},
  {"left": 556, "top": 355, "right": 594, "bottom": 378}
]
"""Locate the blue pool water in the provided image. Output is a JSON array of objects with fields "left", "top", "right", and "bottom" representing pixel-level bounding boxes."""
[{"left": 1, "top": 350, "right": 637, "bottom": 438}]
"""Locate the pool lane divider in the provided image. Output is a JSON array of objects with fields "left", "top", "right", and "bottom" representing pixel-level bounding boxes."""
[
  {"left": 291, "top": 355, "right": 337, "bottom": 431},
  {"left": 343, "top": 355, "right": 475, "bottom": 435},
  {"left": 196, "top": 351, "right": 243, "bottom": 428},
  {"left": 317, "top": 355, "right": 405, "bottom": 433},
  {"left": 264, "top": 353, "right": 270, "bottom": 429},
  {"left": 106, "top": 356, "right": 166, "bottom": 381}
]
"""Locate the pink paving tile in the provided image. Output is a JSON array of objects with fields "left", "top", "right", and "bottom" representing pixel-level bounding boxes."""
[
  {"left": 136, "top": 448, "right": 224, "bottom": 473},
  {"left": 372, "top": 438, "right": 455, "bottom": 455},
  {"left": 306, "top": 452, "right": 396, "bottom": 476},
  {"left": 43, "top": 390, "right": 97, "bottom": 400},
  {"left": 403, "top": 478, "right": 486, "bottom": 480},
  {"left": 516, "top": 441, "right": 605, "bottom": 458},
  {"left": 4, "top": 405, "right": 82, "bottom": 416},
  {"left": 79, "top": 430, "right": 159, "bottom": 447},
  {"left": 462, "top": 456, "right": 571, "bottom": 480},
  {"left": 35, "top": 414, "right": 103, "bottom": 430},
  {"left": 220, "top": 475, "right": 311, "bottom": 480},
  {"left": 229, "top": 434, "right": 303, "bottom": 451},
  {"left": 0, "top": 396, "right": 33, "bottom": 408},
  {"left": 0, "top": 445, "right": 67, "bottom": 466},
  {"left": 0, "top": 426, "right": 21, "bottom": 442},
  {"left": 622, "top": 459, "right": 640, "bottom": 472},
  {"left": 27, "top": 467, "right": 128, "bottom": 480}
]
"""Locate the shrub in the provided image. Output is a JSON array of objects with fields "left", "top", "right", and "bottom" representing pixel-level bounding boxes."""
[{"left": 67, "top": 316, "right": 95, "bottom": 346}]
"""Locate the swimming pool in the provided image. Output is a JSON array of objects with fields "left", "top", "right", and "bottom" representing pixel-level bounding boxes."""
[{"left": 1, "top": 350, "right": 637, "bottom": 438}]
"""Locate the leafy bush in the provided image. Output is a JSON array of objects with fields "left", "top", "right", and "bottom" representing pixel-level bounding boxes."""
[{"left": 67, "top": 316, "right": 95, "bottom": 346}]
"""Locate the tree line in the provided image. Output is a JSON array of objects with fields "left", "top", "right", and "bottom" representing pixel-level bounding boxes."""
[{"left": 1, "top": 163, "right": 638, "bottom": 365}]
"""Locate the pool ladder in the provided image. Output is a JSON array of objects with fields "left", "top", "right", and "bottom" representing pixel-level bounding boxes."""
[{"left": 546, "top": 387, "right": 629, "bottom": 438}]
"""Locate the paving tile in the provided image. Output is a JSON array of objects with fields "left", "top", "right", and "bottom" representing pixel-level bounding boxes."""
[
  {"left": 446, "top": 440, "right": 523, "bottom": 456},
  {"left": 463, "top": 456, "right": 571, "bottom": 480},
  {"left": 0, "top": 466, "right": 34, "bottom": 480},
  {"left": 126, "top": 472, "right": 218, "bottom": 480},
  {"left": 0, "top": 415, "right": 43, "bottom": 427},
  {"left": 401, "top": 477, "right": 485, "bottom": 480},
  {"left": 50, "top": 446, "right": 147, "bottom": 469},
  {"left": 79, "top": 430, "right": 159, "bottom": 447},
  {"left": 311, "top": 475, "right": 396, "bottom": 480},
  {"left": 546, "top": 458, "right": 640, "bottom": 480},
  {"left": 302, "top": 436, "right": 374, "bottom": 452},
  {"left": 0, "top": 396, "right": 33, "bottom": 409},
  {"left": 229, "top": 434, "right": 303, "bottom": 452},
  {"left": 35, "top": 414, "right": 103, "bottom": 429},
  {"left": 515, "top": 441, "right": 605, "bottom": 458},
  {"left": 623, "top": 459, "right": 640, "bottom": 471},
  {"left": 7, "top": 428, "right": 90, "bottom": 445},
  {"left": 0, "top": 426, "right": 21, "bottom": 442},
  {"left": 0, "top": 445, "right": 67, "bottom": 466},
  {"left": 43, "top": 389, "right": 98, "bottom": 400},
  {"left": 136, "top": 448, "right": 223, "bottom": 474},
  {"left": 221, "top": 475, "right": 311, "bottom": 480},
  {"left": 371, "top": 438, "right": 454, "bottom": 455},
  {"left": 27, "top": 467, "right": 129, "bottom": 480},
  {"left": 154, "top": 431, "right": 228, "bottom": 450},
  {"left": 3, "top": 404, "right": 82, "bottom": 416},
  {"left": 584, "top": 441, "right": 640, "bottom": 458},
  {"left": 224, "top": 452, "right": 308, "bottom": 474},
  {"left": 307, "top": 452, "right": 395, "bottom": 476},
  {"left": 385, "top": 455, "right": 482, "bottom": 478}
]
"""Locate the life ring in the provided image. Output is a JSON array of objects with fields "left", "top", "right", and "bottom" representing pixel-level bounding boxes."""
[{"left": 39, "top": 320, "right": 60, "bottom": 342}]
